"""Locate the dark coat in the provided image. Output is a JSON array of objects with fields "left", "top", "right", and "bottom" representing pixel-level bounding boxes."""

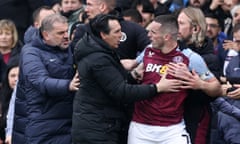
[
  {"left": 12, "top": 31, "right": 75, "bottom": 144},
  {"left": 183, "top": 38, "right": 222, "bottom": 144},
  {"left": 0, "top": 41, "right": 22, "bottom": 84},
  {"left": 72, "top": 33, "right": 157, "bottom": 144},
  {"left": 0, "top": 0, "right": 45, "bottom": 41},
  {"left": 71, "top": 8, "right": 150, "bottom": 59}
]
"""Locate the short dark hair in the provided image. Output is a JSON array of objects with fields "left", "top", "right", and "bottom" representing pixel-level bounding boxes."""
[
  {"left": 123, "top": 9, "right": 143, "bottom": 23},
  {"left": 154, "top": 14, "right": 178, "bottom": 40},
  {"left": 32, "top": 6, "right": 53, "bottom": 23},
  {"left": 205, "top": 12, "right": 224, "bottom": 31},
  {"left": 131, "top": 0, "right": 155, "bottom": 14},
  {"left": 89, "top": 14, "right": 119, "bottom": 38}
]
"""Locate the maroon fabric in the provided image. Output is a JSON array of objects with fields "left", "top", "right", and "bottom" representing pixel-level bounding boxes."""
[
  {"left": 133, "top": 47, "right": 189, "bottom": 126},
  {"left": 2, "top": 52, "right": 10, "bottom": 64},
  {"left": 194, "top": 107, "right": 210, "bottom": 144}
]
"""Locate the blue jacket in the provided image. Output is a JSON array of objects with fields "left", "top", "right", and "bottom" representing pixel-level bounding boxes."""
[
  {"left": 12, "top": 31, "right": 75, "bottom": 144},
  {"left": 24, "top": 26, "right": 38, "bottom": 44},
  {"left": 212, "top": 97, "right": 240, "bottom": 143}
]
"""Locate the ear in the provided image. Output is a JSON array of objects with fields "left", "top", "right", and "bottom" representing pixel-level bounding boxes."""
[
  {"left": 192, "top": 25, "right": 199, "bottom": 34},
  {"left": 99, "top": 2, "right": 107, "bottom": 13},
  {"left": 41, "top": 31, "right": 49, "bottom": 41},
  {"left": 100, "top": 32, "right": 107, "bottom": 40},
  {"left": 34, "top": 22, "right": 40, "bottom": 28},
  {"left": 163, "top": 33, "right": 171, "bottom": 41}
]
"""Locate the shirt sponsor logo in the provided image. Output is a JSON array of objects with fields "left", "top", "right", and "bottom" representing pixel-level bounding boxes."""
[{"left": 146, "top": 63, "right": 168, "bottom": 74}]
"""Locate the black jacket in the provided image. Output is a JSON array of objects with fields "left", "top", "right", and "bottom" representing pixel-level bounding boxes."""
[
  {"left": 72, "top": 33, "right": 157, "bottom": 144},
  {"left": 71, "top": 8, "right": 150, "bottom": 59},
  {"left": 183, "top": 38, "right": 221, "bottom": 144},
  {"left": 0, "top": 0, "right": 45, "bottom": 41}
]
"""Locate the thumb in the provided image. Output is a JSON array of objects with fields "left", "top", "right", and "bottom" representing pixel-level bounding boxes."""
[{"left": 160, "top": 71, "right": 167, "bottom": 80}]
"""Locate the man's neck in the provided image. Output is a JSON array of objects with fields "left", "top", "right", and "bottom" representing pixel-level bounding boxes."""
[{"left": 160, "top": 41, "right": 178, "bottom": 54}]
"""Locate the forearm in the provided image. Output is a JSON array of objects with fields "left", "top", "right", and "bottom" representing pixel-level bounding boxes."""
[{"left": 200, "top": 78, "right": 222, "bottom": 97}]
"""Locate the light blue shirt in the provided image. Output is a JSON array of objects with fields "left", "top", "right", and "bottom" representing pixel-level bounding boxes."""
[
  {"left": 5, "top": 84, "right": 17, "bottom": 137},
  {"left": 136, "top": 46, "right": 214, "bottom": 80}
]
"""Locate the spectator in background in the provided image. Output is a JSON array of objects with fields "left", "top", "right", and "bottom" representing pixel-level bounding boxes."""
[
  {"left": 123, "top": 9, "right": 143, "bottom": 26},
  {"left": 59, "top": 0, "right": 85, "bottom": 38},
  {"left": 72, "top": 0, "right": 150, "bottom": 60},
  {"left": 24, "top": 6, "right": 56, "bottom": 44},
  {"left": 209, "top": 0, "right": 233, "bottom": 36},
  {"left": 229, "top": 4, "right": 240, "bottom": 38},
  {"left": 0, "top": 0, "right": 45, "bottom": 42},
  {"left": 210, "top": 22, "right": 240, "bottom": 144},
  {"left": 0, "top": 20, "right": 22, "bottom": 88},
  {"left": 0, "top": 59, "right": 19, "bottom": 144},
  {"left": 205, "top": 12, "right": 228, "bottom": 69},
  {"left": 131, "top": 0, "right": 155, "bottom": 28},
  {"left": 12, "top": 14, "right": 79, "bottom": 144},
  {"left": 149, "top": 0, "right": 171, "bottom": 16},
  {"left": 222, "top": 23, "right": 240, "bottom": 75}
]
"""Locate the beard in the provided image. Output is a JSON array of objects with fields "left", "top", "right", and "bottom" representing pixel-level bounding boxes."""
[{"left": 177, "top": 34, "right": 192, "bottom": 45}]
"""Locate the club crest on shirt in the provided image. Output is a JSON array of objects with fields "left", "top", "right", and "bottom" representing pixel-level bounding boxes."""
[
  {"left": 120, "top": 32, "right": 127, "bottom": 42},
  {"left": 148, "top": 51, "right": 155, "bottom": 57},
  {"left": 172, "top": 56, "right": 184, "bottom": 63}
]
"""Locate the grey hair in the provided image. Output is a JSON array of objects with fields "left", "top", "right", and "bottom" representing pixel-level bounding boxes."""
[
  {"left": 41, "top": 14, "right": 68, "bottom": 32},
  {"left": 231, "top": 4, "right": 240, "bottom": 18}
]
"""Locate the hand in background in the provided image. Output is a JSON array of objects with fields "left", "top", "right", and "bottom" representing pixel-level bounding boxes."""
[
  {"left": 223, "top": 40, "right": 240, "bottom": 51},
  {"left": 5, "top": 136, "right": 11, "bottom": 144},
  {"left": 0, "top": 138, "right": 3, "bottom": 144},
  {"left": 221, "top": 82, "right": 232, "bottom": 96},
  {"left": 227, "top": 84, "right": 240, "bottom": 99},
  {"left": 210, "top": 0, "right": 224, "bottom": 10}
]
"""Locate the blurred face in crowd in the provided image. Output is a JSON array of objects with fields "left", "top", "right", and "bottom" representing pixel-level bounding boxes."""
[
  {"left": 61, "top": 0, "right": 82, "bottom": 13},
  {"left": 233, "top": 8, "right": 240, "bottom": 26},
  {"left": 34, "top": 9, "right": 55, "bottom": 28},
  {"left": 147, "top": 21, "right": 165, "bottom": 49},
  {"left": 101, "top": 19, "right": 122, "bottom": 48},
  {"left": 0, "top": 28, "right": 13, "bottom": 50},
  {"left": 85, "top": 0, "right": 104, "bottom": 19},
  {"left": 206, "top": 17, "right": 221, "bottom": 39},
  {"left": 233, "top": 29, "right": 240, "bottom": 43},
  {"left": 189, "top": 0, "right": 207, "bottom": 8},
  {"left": 232, "top": 0, "right": 240, "bottom": 5},
  {"left": 43, "top": 22, "right": 69, "bottom": 49},
  {"left": 8, "top": 66, "right": 19, "bottom": 89},
  {"left": 141, "top": 12, "right": 154, "bottom": 28},
  {"left": 221, "top": 0, "right": 233, "bottom": 12},
  {"left": 136, "top": 5, "right": 154, "bottom": 28},
  {"left": 177, "top": 12, "right": 193, "bottom": 43}
]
